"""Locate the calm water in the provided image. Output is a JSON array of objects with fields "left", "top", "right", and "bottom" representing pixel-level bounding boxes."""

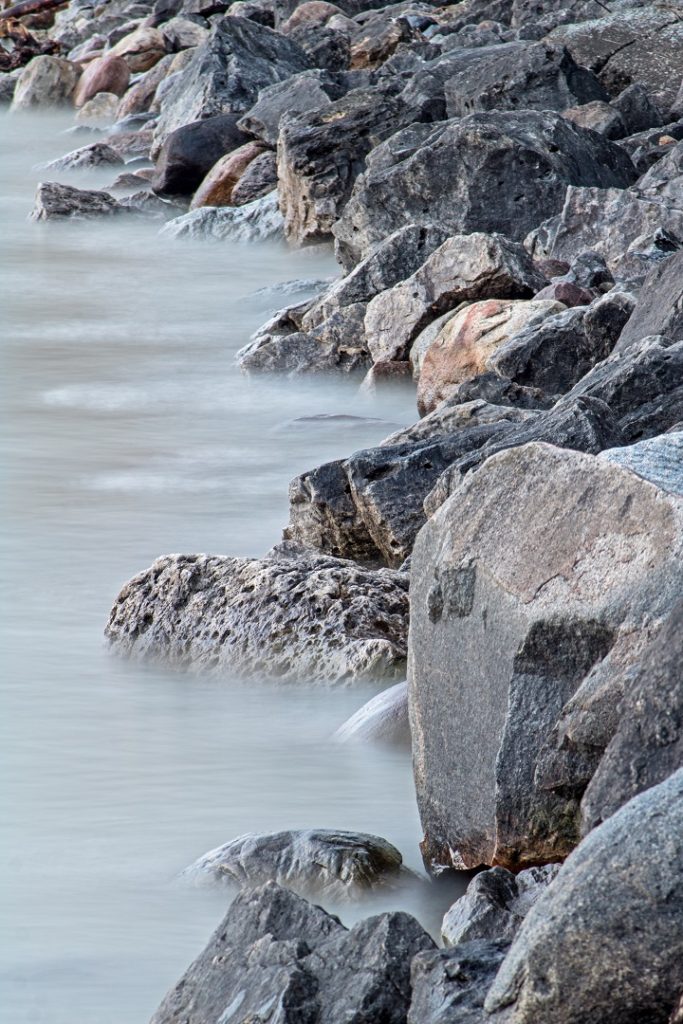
[{"left": 0, "top": 113, "right": 463, "bottom": 1024}]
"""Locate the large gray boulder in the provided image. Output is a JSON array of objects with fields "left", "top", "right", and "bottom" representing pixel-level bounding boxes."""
[
  {"left": 408, "top": 940, "right": 509, "bottom": 1024},
  {"left": 105, "top": 550, "right": 409, "bottom": 684},
  {"left": 409, "top": 443, "right": 683, "bottom": 872},
  {"left": 182, "top": 828, "right": 410, "bottom": 899},
  {"left": 485, "top": 770, "right": 683, "bottom": 1024},
  {"left": 333, "top": 109, "right": 636, "bottom": 269},
  {"left": 615, "top": 252, "right": 683, "bottom": 352},
  {"left": 151, "top": 881, "right": 435, "bottom": 1024}
]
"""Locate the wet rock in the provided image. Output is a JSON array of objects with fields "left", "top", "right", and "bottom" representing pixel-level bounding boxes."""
[
  {"left": 441, "top": 865, "right": 560, "bottom": 947},
  {"left": 183, "top": 828, "right": 409, "bottom": 898},
  {"left": 150, "top": 881, "right": 435, "bottom": 1024},
  {"left": 616, "top": 252, "right": 683, "bottom": 352},
  {"left": 152, "top": 113, "right": 250, "bottom": 196},
  {"left": 416, "top": 298, "right": 563, "bottom": 415},
  {"left": 485, "top": 770, "right": 683, "bottom": 1024},
  {"left": 230, "top": 150, "right": 278, "bottom": 205},
  {"left": 43, "top": 142, "right": 125, "bottom": 171},
  {"left": 30, "top": 181, "right": 124, "bottom": 221},
  {"left": 189, "top": 140, "right": 266, "bottom": 208},
  {"left": 75, "top": 92, "right": 121, "bottom": 127},
  {"left": 73, "top": 53, "right": 130, "bottom": 107},
  {"left": 365, "top": 233, "right": 545, "bottom": 365},
  {"left": 409, "top": 443, "right": 683, "bottom": 872},
  {"left": 105, "top": 549, "right": 409, "bottom": 684},
  {"left": 334, "top": 679, "right": 409, "bottom": 744},
  {"left": 110, "top": 26, "right": 167, "bottom": 72},
  {"left": 408, "top": 940, "right": 509, "bottom": 1024},
  {"left": 11, "top": 55, "right": 80, "bottom": 111},
  {"left": 237, "top": 69, "right": 337, "bottom": 146},
  {"left": 334, "top": 109, "right": 636, "bottom": 269},
  {"left": 562, "top": 100, "right": 625, "bottom": 140},
  {"left": 152, "top": 17, "right": 309, "bottom": 145},
  {"left": 115, "top": 52, "right": 174, "bottom": 118}
]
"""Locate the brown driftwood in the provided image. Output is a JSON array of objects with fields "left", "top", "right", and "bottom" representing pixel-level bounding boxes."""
[{"left": 0, "top": 0, "right": 66, "bottom": 21}]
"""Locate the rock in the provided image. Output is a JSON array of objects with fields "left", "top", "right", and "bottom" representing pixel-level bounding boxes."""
[
  {"left": 0, "top": 69, "right": 20, "bottom": 105},
  {"left": 230, "top": 150, "right": 278, "bottom": 205},
  {"left": 115, "top": 52, "right": 174, "bottom": 118},
  {"left": 409, "top": 443, "right": 683, "bottom": 872},
  {"left": 430, "top": 373, "right": 552, "bottom": 413},
  {"left": 408, "top": 940, "right": 509, "bottom": 1024},
  {"left": 289, "top": 21, "right": 351, "bottom": 72},
  {"left": 105, "top": 549, "right": 409, "bottom": 684},
  {"left": 365, "top": 233, "right": 545, "bottom": 365},
  {"left": 635, "top": 139, "right": 683, "bottom": 206},
  {"left": 612, "top": 82, "right": 665, "bottom": 136},
  {"left": 441, "top": 865, "right": 560, "bottom": 947},
  {"left": 533, "top": 280, "right": 594, "bottom": 307},
  {"left": 485, "top": 770, "right": 683, "bottom": 1024},
  {"left": 11, "top": 55, "right": 80, "bottom": 111},
  {"left": 334, "top": 680, "right": 409, "bottom": 744},
  {"left": 73, "top": 53, "right": 130, "bottom": 107},
  {"left": 383, "top": 400, "right": 537, "bottom": 448},
  {"left": 616, "top": 252, "right": 683, "bottom": 352},
  {"left": 417, "top": 299, "right": 564, "bottom": 415},
  {"left": 183, "top": 828, "right": 409, "bottom": 898},
  {"left": 526, "top": 186, "right": 683, "bottom": 284},
  {"left": 562, "top": 100, "right": 625, "bottom": 140},
  {"left": 280, "top": 2, "right": 343, "bottom": 34},
  {"left": 348, "top": 8, "right": 419, "bottom": 70},
  {"left": 43, "top": 142, "right": 125, "bottom": 171},
  {"left": 110, "top": 26, "right": 167, "bottom": 72},
  {"left": 443, "top": 41, "right": 606, "bottom": 119},
  {"left": 150, "top": 881, "right": 435, "bottom": 1024},
  {"left": 152, "top": 17, "right": 310, "bottom": 145},
  {"left": 334, "top": 109, "right": 636, "bottom": 269},
  {"left": 160, "top": 16, "right": 209, "bottom": 51},
  {"left": 189, "top": 140, "right": 266, "bottom": 208},
  {"left": 152, "top": 113, "right": 251, "bottom": 196},
  {"left": 237, "top": 69, "right": 342, "bottom": 145},
  {"left": 75, "top": 92, "right": 121, "bottom": 127},
  {"left": 30, "top": 181, "right": 124, "bottom": 221},
  {"left": 582, "top": 288, "right": 636, "bottom": 355}
]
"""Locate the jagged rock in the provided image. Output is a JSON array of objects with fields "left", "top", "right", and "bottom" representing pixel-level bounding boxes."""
[
  {"left": 230, "top": 150, "right": 278, "bottom": 205},
  {"left": 116, "top": 52, "right": 174, "bottom": 118},
  {"left": 280, "top": 2, "right": 344, "bottom": 34},
  {"left": 613, "top": 82, "right": 665, "bottom": 136},
  {"left": 485, "top": 770, "right": 683, "bottom": 1024},
  {"left": 189, "top": 140, "right": 266, "bottom": 208},
  {"left": 183, "top": 828, "right": 409, "bottom": 898},
  {"left": 636, "top": 140, "right": 683, "bottom": 205},
  {"left": 73, "top": 53, "right": 130, "bottom": 106},
  {"left": 347, "top": 7, "right": 419, "bottom": 69},
  {"left": 416, "top": 298, "right": 564, "bottom": 415},
  {"left": 289, "top": 21, "right": 351, "bottom": 71},
  {"left": 443, "top": 41, "right": 606, "bottom": 119},
  {"left": 441, "top": 865, "right": 560, "bottom": 947},
  {"left": 510, "top": 0, "right": 606, "bottom": 29},
  {"left": 11, "top": 55, "right": 80, "bottom": 111},
  {"left": 429, "top": 372, "right": 552, "bottom": 412},
  {"left": 75, "top": 92, "right": 121, "bottom": 127},
  {"left": 160, "top": 15, "right": 209, "bottom": 50},
  {"left": 152, "top": 17, "right": 310, "bottom": 145},
  {"left": 334, "top": 680, "right": 409, "bottom": 744},
  {"left": 30, "top": 181, "right": 124, "bottom": 221},
  {"left": 583, "top": 288, "right": 636, "bottom": 353},
  {"left": 616, "top": 252, "right": 683, "bottom": 352},
  {"left": 110, "top": 26, "right": 167, "bottom": 72},
  {"left": 526, "top": 187, "right": 683, "bottom": 283},
  {"left": 409, "top": 443, "right": 683, "bottom": 872},
  {"left": 152, "top": 114, "right": 251, "bottom": 196},
  {"left": 150, "top": 881, "right": 435, "bottom": 1024},
  {"left": 562, "top": 100, "right": 625, "bottom": 140},
  {"left": 43, "top": 142, "right": 125, "bottom": 171},
  {"left": 105, "top": 549, "right": 409, "bottom": 683},
  {"left": 601, "top": 429, "right": 683, "bottom": 496},
  {"left": 237, "top": 69, "right": 339, "bottom": 145},
  {"left": 238, "top": 299, "right": 367, "bottom": 373},
  {"left": 408, "top": 940, "right": 509, "bottom": 1024},
  {"left": 364, "top": 233, "right": 545, "bottom": 365},
  {"left": 382, "top": 399, "right": 536, "bottom": 447},
  {"left": 334, "top": 109, "right": 636, "bottom": 269}
]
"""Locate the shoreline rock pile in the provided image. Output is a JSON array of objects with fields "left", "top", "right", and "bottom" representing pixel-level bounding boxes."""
[{"left": 4, "top": 0, "right": 682, "bottom": 1020}]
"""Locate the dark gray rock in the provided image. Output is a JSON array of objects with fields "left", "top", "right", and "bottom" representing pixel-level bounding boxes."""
[
  {"left": 510, "top": 0, "right": 607, "bottom": 30},
  {"left": 238, "top": 299, "right": 368, "bottom": 373},
  {"left": 409, "top": 443, "right": 683, "bottom": 872},
  {"left": 408, "top": 940, "right": 509, "bottom": 1024},
  {"left": 334, "top": 109, "right": 636, "bottom": 269},
  {"left": 635, "top": 140, "right": 683, "bottom": 206},
  {"left": 430, "top": 373, "right": 553, "bottom": 412},
  {"left": 485, "top": 770, "right": 683, "bottom": 1024},
  {"left": 183, "top": 828, "right": 410, "bottom": 899},
  {"left": 441, "top": 864, "right": 560, "bottom": 946},
  {"left": 237, "top": 69, "right": 341, "bottom": 146},
  {"left": 334, "top": 680, "right": 410, "bottom": 744},
  {"left": 562, "top": 99, "right": 626, "bottom": 140},
  {"left": 230, "top": 149, "right": 278, "bottom": 205},
  {"left": 42, "top": 142, "right": 125, "bottom": 171},
  {"left": 151, "top": 881, "right": 435, "bottom": 1024},
  {"left": 105, "top": 550, "right": 409, "bottom": 684},
  {"left": 616, "top": 252, "right": 683, "bottom": 352},
  {"left": 290, "top": 22, "right": 351, "bottom": 71},
  {"left": 30, "top": 181, "right": 125, "bottom": 221},
  {"left": 151, "top": 113, "right": 250, "bottom": 196},
  {"left": 612, "top": 82, "right": 665, "bottom": 136},
  {"left": 583, "top": 288, "right": 636, "bottom": 355}
]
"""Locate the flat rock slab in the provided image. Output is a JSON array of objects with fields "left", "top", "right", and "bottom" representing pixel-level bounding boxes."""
[{"left": 31, "top": 181, "right": 125, "bottom": 221}]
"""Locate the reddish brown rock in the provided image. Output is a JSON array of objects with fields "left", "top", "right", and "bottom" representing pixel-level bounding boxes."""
[
  {"left": 534, "top": 281, "right": 595, "bottom": 307},
  {"left": 190, "top": 141, "right": 267, "bottom": 210},
  {"left": 73, "top": 54, "right": 130, "bottom": 107},
  {"left": 110, "top": 27, "right": 167, "bottom": 73},
  {"left": 280, "top": 1, "right": 343, "bottom": 34},
  {"left": 115, "top": 53, "right": 174, "bottom": 119}
]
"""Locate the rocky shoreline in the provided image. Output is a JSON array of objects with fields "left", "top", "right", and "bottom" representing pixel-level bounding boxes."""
[{"left": 3, "top": 0, "right": 683, "bottom": 1020}]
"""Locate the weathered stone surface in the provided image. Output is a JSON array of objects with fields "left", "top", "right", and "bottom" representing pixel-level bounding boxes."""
[
  {"left": 151, "top": 881, "right": 435, "bottom": 1024},
  {"left": 289, "top": 21, "right": 351, "bottom": 72},
  {"left": 152, "top": 113, "right": 251, "bottom": 196},
  {"left": 43, "top": 142, "right": 125, "bottom": 172},
  {"left": 160, "top": 15, "right": 209, "bottom": 51},
  {"left": 153, "top": 17, "right": 309, "bottom": 144},
  {"left": 485, "top": 770, "right": 683, "bottom": 1024},
  {"left": 409, "top": 443, "right": 683, "bottom": 872},
  {"left": 526, "top": 186, "right": 683, "bottom": 283},
  {"left": 441, "top": 865, "right": 560, "bottom": 947},
  {"left": 334, "top": 680, "right": 409, "bottom": 744},
  {"left": 636, "top": 139, "right": 683, "bottom": 206},
  {"left": 116, "top": 52, "right": 174, "bottom": 118},
  {"left": 11, "top": 55, "right": 80, "bottom": 111},
  {"left": 383, "top": 400, "right": 536, "bottom": 448},
  {"left": 183, "top": 828, "right": 409, "bottom": 898},
  {"left": 30, "top": 181, "right": 124, "bottom": 221},
  {"left": 75, "top": 92, "right": 121, "bottom": 127},
  {"left": 280, "top": 2, "right": 343, "bottom": 34},
  {"left": 616, "top": 252, "right": 683, "bottom": 352},
  {"left": 105, "top": 549, "right": 409, "bottom": 683},
  {"left": 230, "top": 150, "right": 278, "bottom": 205},
  {"left": 334, "top": 109, "right": 636, "bottom": 268},
  {"left": 189, "top": 140, "right": 266, "bottom": 208},
  {"left": 409, "top": 940, "right": 509, "bottom": 1024},
  {"left": 239, "top": 299, "right": 367, "bottom": 374},
  {"left": 237, "top": 69, "right": 338, "bottom": 145},
  {"left": 416, "top": 298, "right": 564, "bottom": 414},
  {"left": 365, "top": 233, "right": 545, "bottom": 365},
  {"left": 562, "top": 100, "right": 625, "bottom": 140},
  {"left": 110, "top": 26, "right": 167, "bottom": 72},
  {"left": 429, "top": 372, "right": 552, "bottom": 412},
  {"left": 613, "top": 82, "right": 665, "bottom": 136},
  {"left": 73, "top": 53, "right": 130, "bottom": 106}
]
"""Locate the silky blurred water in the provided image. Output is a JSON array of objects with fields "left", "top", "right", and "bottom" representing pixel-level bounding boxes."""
[{"left": 0, "top": 112, "right": 465, "bottom": 1024}]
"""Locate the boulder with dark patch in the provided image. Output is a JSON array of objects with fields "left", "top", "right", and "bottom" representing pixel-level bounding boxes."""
[
  {"left": 408, "top": 940, "right": 509, "bottom": 1024},
  {"left": 152, "top": 114, "right": 251, "bottom": 196}
]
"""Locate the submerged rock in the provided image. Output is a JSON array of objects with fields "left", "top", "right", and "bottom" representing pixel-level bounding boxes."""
[
  {"left": 161, "top": 191, "right": 284, "bottom": 241},
  {"left": 334, "top": 680, "right": 409, "bottom": 744},
  {"left": 43, "top": 142, "right": 125, "bottom": 172},
  {"left": 105, "top": 550, "right": 409, "bottom": 684},
  {"left": 30, "top": 181, "right": 125, "bottom": 221}
]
